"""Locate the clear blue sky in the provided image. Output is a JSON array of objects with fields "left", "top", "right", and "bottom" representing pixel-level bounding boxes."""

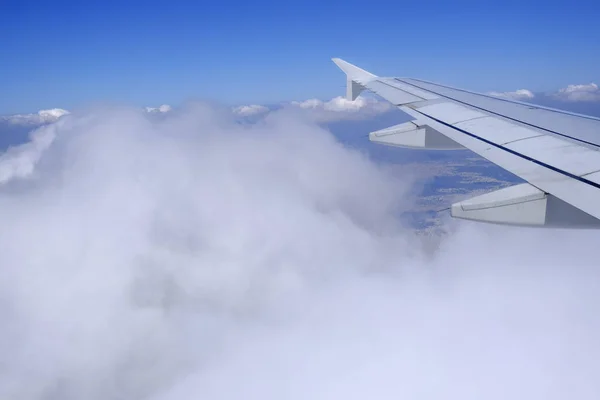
[{"left": 1, "top": 0, "right": 599, "bottom": 114}]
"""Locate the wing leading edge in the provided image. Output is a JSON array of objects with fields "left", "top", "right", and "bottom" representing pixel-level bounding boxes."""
[{"left": 332, "top": 58, "right": 600, "bottom": 228}]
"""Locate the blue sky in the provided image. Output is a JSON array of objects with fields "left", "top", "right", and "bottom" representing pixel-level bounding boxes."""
[{"left": 1, "top": 0, "right": 600, "bottom": 114}]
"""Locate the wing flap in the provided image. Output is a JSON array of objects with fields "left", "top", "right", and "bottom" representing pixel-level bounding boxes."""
[
  {"left": 368, "top": 120, "right": 465, "bottom": 150},
  {"left": 451, "top": 183, "right": 600, "bottom": 228},
  {"left": 400, "top": 104, "right": 600, "bottom": 220},
  {"left": 407, "top": 100, "right": 600, "bottom": 180}
]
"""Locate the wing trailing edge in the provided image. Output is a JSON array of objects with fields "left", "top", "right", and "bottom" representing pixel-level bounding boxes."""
[
  {"left": 451, "top": 183, "right": 600, "bottom": 228},
  {"left": 369, "top": 120, "right": 465, "bottom": 150}
]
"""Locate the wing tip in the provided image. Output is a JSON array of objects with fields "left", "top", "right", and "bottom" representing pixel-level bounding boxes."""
[{"left": 331, "top": 57, "right": 377, "bottom": 81}]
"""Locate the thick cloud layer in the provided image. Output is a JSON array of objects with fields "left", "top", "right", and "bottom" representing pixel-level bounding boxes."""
[{"left": 0, "top": 103, "right": 599, "bottom": 400}]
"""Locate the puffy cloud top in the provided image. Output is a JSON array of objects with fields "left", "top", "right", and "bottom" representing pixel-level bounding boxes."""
[
  {"left": 1, "top": 96, "right": 395, "bottom": 132},
  {"left": 291, "top": 96, "right": 388, "bottom": 112},
  {"left": 287, "top": 95, "right": 393, "bottom": 122},
  {"left": 554, "top": 83, "right": 600, "bottom": 102},
  {"left": 487, "top": 89, "right": 535, "bottom": 100},
  {"left": 38, "top": 108, "right": 70, "bottom": 119},
  {"left": 1, "top": 108, "right": 70, "bottom": 125},
  {"left": 229, "top": 96, "right": 394, "bottom": 123},
  {"left": 232, "top": 104, "right": 269, "bottom": 116},
  {"left": 488, "top": 83, "right": 600, "bottom": 103},
  {"left": 145, "top": 104, "right": 172, "bottom": 113}
]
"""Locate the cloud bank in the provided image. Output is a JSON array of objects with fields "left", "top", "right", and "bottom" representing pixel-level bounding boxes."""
[
  {"left": 1, "top": 95, "right": 393, "bottom": 131},
  {"left": 0, "top": 101, "right": 599, "bottom": 400}
]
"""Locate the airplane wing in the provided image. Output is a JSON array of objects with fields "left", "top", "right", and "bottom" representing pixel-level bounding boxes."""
[{"left": 332, "top": 58, "right": 600, "bottom": 228}]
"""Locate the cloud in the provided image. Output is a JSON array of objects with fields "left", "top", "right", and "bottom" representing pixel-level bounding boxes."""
[
  {"left": 145, "top": 104, "right": 172, "bottom": 113},
  {"left": 230, "top": 96, "right": 394, "bottom": 122},
  {"left": 0, "top": 103, "right": 409, "bottom": 399},
  {"left": 552, "top": 83, "right": 600, "bottom": 102},
  {"left": 1, "top": 105, "right": 174, "bottom": 128},
  {"left": 231, "top": 95, "right": 394, "bottom": 123},
  {"left": 488, "top": 83, "right": 600, "bottom": 103},
  {"left": 487, "top": 89, "right": 535, "bottom": 100},
  {"left": 287, "top": 95, "right": 393, "bottom": 122},
  {"left": 0, "top": 102, "right": 599, "bottom": 400},
  {"left": 0, "top": 121, "right": 57, "bottom": 184},
  {"left": 0, "top": 108, "right": 70, "bottom": 126},
  {"left": 292, "top": 95, "right": 391, "bottom": 112},
  {"left": 1, "top": 96, "right": 392, "bottom": 133},
  {"left": 232, "top": 104, "right": 269, "bottom": 116},
  {"left": 150, "top": 96, "right": 392, "bottom": 119}
]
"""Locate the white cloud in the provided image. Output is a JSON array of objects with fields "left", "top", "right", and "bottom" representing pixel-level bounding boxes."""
[
  {"left": 488, "top": 83, "right": 600, "bottom": 103},
  {"left": 553, "top": 83, "right": 600, "bottom": 102},
  {"left": 229, "top": 96, "right": 393, "bottom": 122},
  {"left": 0, "top": 102, "right": 599, "bottom": 400},
  {"left": 0, "top": 121, "right": 58, "bottom": 183},
  {"left": 232, "top": 104, "right": 269, "bottom": 116},
  {"left": 1, "top": 96, "right": 393, "bottom": 133},
  {"left": 291, "top": 98, "right": 323, "bottom": 109},
  {"left": 288, "top": 95, "right": 393, "bottom": 122},
  {"left": 1, "top": 104, "right": 170, "bottom": 127},
  {"left": 145, "top": 104, "right": 172, "bottom": 113},
  {"left": 291, "top": 95, "right": 390, "bottom": 112},
  {"left": 487, "top": 89, "right": 535, "bottom": 100},
  {"left": 0, "top": 103, "right": 409, "bottom": 399},
  {"left": 1, "top": 108, "right": 70, "bottom": 126},
  {"left": 38, "top": 108, "right": 70, "bottom": 119}
]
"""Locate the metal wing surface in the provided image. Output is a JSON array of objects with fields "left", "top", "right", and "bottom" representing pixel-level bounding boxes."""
[{"left": 332, "top": 58, "right": 600, "bottom": 228}]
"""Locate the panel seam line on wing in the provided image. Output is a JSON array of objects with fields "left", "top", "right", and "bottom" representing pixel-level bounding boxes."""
[
  {"left": 500, "top": 134, "right": 546, "bottom": 145},
  {"left": 374, "top": 80, "right": 427, "bottom": 103},
  {"left": 395, "top": 78, "right": 600, "bottom": 149},
  {"left": 580, "top": 169, "right": 600, "bottom": 177},
  {"left": 411, "top": 108, "right": 600, "bottom": 190},
  {"left": 452, "top": 115, "right": 490, "bottom": 125},
  {"left": 405, "top": 77, "right": 600, "bottom": 122}
]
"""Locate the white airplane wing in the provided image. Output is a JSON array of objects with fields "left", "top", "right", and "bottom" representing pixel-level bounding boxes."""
[{"left": 332, "top": 58, "right": 600, "bottom": 228}]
